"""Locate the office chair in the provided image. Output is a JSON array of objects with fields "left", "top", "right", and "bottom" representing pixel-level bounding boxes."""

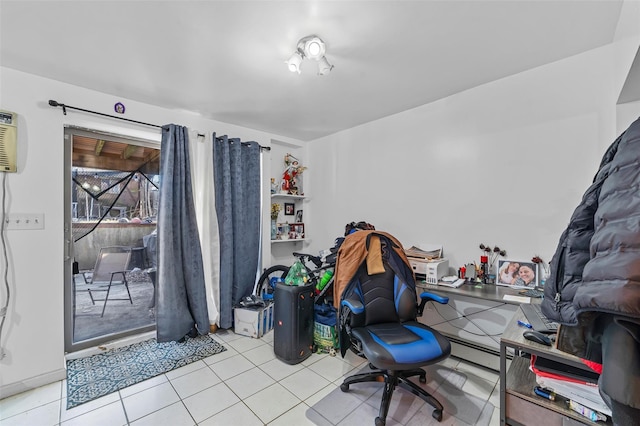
[
  {"left": 82, "top": 246, "right": 133, "bottom": 317},
  {"left": 337, "top": 231, "right": 451, "bottom": 425}
]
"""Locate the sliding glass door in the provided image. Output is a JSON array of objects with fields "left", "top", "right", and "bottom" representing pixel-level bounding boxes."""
[{"left": 64, "top": 126, "right": 160, "bottom": 352}]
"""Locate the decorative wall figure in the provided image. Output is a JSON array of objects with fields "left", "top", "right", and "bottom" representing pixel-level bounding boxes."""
[{"left": 281, "top": 153, "right": 307, "bottom": 195}]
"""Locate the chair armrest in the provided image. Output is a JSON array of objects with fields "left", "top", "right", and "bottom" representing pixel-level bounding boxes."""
[
  {"left": 340, "top": 299, "right": 364, "bottom": 315},
  {"left": 417, "top": 292, "right": 449, "bottom": 316},
  {"left": 339, "top": 296, "right": 365, "bottom": 354},
  {"left": 341, "top": 298, "right": 364, "bottom": 314},
  {"left": 419, "top": 292, "right": 448, "bottom": 304}
]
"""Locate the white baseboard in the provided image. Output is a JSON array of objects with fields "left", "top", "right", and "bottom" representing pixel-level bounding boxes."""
[
  {"left": 1, "top": 331, "right": 158, "bottom": 399},
  {"left": 0, "top": 368, "right": 67, "bottom": 399}
]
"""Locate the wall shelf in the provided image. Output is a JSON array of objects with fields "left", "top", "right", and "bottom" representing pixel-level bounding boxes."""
[
  {"left": 266, "top": 143, "right": 307, "bottom": 267},
  {"left": 271, "top": 193, "right": 306, "bottom": 200},
  {"left": 271, "top": 238, "right": 305, "bottom": 243}
]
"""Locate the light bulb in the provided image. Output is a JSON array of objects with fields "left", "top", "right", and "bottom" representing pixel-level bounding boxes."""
[
  {"left": 307, "top": 41, "right": 321, "bottom": 57},
  {"left": 303, "top": 36, "right": 325, "bottom": 60}
]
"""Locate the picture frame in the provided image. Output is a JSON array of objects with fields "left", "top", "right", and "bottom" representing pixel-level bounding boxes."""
[
  {"left": 295, "top": 210, "right": 303, "bottom": 223},
  {"left": 276, "top": 223, "right": 290, "bottom": 240},
  {"left": 284, "top": 203, "right": 295, "bottom": 215},
  {"left": 289, "top": 223, "right": 305, "bottom": 240},
  {"left": 496, "top": 259, "right": 538, "bottom": 288}
]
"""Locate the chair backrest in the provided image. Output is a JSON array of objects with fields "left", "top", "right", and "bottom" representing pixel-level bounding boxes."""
[
  {"left": 339, "top": 232, "right": 418, "bottom": 327},
  {"left": 91, "top": 246, "right": 131, "bottom": 283}
]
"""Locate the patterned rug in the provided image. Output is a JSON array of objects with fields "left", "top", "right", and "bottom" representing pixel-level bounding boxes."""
[{"left": 66, "top": 334, "right": 226, "bottom": 409}]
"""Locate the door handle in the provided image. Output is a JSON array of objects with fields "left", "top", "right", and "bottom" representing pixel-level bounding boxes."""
[{"left": 64, "top": 239, "right": 71, "bottom": 261}]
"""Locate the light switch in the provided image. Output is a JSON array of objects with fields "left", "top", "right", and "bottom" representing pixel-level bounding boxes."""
[{"left": 5, "top": 213, "right": 45, "bottom": 230}]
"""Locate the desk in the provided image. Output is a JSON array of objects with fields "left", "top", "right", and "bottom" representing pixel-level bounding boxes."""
[
  {"left": 416, "top": 282, "right": 528, "bottom": 371},
  {"left": 500, "top": 308, "right": 612, "bottom": 425}
]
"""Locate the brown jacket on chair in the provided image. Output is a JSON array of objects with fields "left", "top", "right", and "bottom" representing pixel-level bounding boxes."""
[{"left": 332, "top": 230, "right": 412, "bottom": 309}]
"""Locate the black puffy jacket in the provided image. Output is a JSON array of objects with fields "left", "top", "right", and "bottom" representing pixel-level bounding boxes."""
[
  {"left": 542, "top": 116, "right": 640, "bottom": 356},
  {"left": 542, "top": 118, "right": 640, "bottom": 414}
]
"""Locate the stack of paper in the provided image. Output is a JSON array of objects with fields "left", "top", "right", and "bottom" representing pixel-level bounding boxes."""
[
  {"left": 530, "top": 355, "right": 611, "bottom": 416},
  {"left": 438, "top": 277, "right": 465, "bottom": 288},
  {"left": 404, "top": 244, "right": 442, "bottom": 260},
  {"left": 535, "top": 375, "right": 611, "bottom": 416}
]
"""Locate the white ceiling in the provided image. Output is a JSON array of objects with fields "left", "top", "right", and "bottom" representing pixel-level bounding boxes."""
[{"left": 0, "top": 0, "right": 628, "bottom": 141}]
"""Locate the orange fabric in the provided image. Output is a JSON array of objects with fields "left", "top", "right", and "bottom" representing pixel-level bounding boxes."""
[
  {"left": 332, "top": 230, "right": 412, "bottom": 308},
  {"left": 366, "top": 235, "right": 385, "bottom": 275}
]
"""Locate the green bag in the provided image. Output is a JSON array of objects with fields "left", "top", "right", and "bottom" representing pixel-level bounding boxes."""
[
  {"left": 284, "top": 260, "right": 309, "bottom": 286},
  {"left": 313, "top": 303, "right": 338, "bottom": 354}
]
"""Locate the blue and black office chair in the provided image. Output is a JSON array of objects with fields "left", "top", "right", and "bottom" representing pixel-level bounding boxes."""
[{"left": 336, "top": 231, "right": 451, "bottom": 425}]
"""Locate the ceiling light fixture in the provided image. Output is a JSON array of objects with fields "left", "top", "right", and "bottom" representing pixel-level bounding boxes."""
[{"left": 285, "top": 35, "right": 333, "bottom": 75}]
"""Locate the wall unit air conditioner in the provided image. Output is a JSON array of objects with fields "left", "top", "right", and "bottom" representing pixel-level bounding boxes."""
[{"left": 0, "top": 110, "right": 17, "bottom": 173}]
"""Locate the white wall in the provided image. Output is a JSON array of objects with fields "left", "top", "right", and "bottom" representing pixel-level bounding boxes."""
[
  {"left": 0, "top": 67, "right": 302, "bottom": 397},
  {"left": 305, "top": 36, "right": 640, "bottom": 275},
  {"left": 617, "top": 100, "right": 640, "bottom": 133}
]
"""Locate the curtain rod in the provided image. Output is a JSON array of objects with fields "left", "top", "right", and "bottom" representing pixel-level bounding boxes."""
[
  {"left": 214, "top": 136, "right": 271, "bottom": 151},
  {"left": 49, "top": 99, "right": 270, "bottom": 151},
  {"left": 48, "top": 100, "right": 162, "bottom": 129}
]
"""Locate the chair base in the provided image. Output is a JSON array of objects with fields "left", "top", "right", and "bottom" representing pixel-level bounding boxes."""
[{"left": 340, "top": 368, "right": 443, "bottom": 425}]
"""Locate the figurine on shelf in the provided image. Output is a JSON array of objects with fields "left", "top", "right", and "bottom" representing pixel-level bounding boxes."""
[{"left": 281, "top": 153, "right": 307, "bottom": 195}]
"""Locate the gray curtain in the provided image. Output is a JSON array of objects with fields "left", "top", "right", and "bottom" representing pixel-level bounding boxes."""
[
  {"left": 213, "top": 134, "right": 261, "bottom": 329},
  {"left": 156, "top": 124, "right": 209, "bottom": 342}
]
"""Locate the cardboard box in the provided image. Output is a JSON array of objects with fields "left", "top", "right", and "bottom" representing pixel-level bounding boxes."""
[{"left": 234, "top": 303, "right": 274, "bottom": 338}]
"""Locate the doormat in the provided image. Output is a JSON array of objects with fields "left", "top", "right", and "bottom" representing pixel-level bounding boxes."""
[{"left": 66, "top": 334, "right": 226, "bottom": 409}]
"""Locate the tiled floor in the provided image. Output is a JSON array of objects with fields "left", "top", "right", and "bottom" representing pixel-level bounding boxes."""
[{"left": 0, "top": 330, "right": 501, "bottom": 425}]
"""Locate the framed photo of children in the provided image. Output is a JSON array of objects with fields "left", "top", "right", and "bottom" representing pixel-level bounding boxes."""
[
  {"left": 496, "top": 260, "right": 538, "bottom": 288},
  {"left": 295, "top": 210, "right": 303, "bottom": 223},
  {"left": 284, "top": 203, "right": 295, "bottom": 215}
]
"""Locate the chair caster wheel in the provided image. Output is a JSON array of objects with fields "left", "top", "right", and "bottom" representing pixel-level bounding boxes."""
[
  {"left": 432, "top": 409, "right": 443, "bottom": 421},
  {"left": 419, "top": 374, "right": 426, "bottom": 383},
  {"left": 340, "top": 383, "right": 349, "bottom": 392},
  {"left": 375, "top": 417, "right": 386, "bottom": 426}
]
